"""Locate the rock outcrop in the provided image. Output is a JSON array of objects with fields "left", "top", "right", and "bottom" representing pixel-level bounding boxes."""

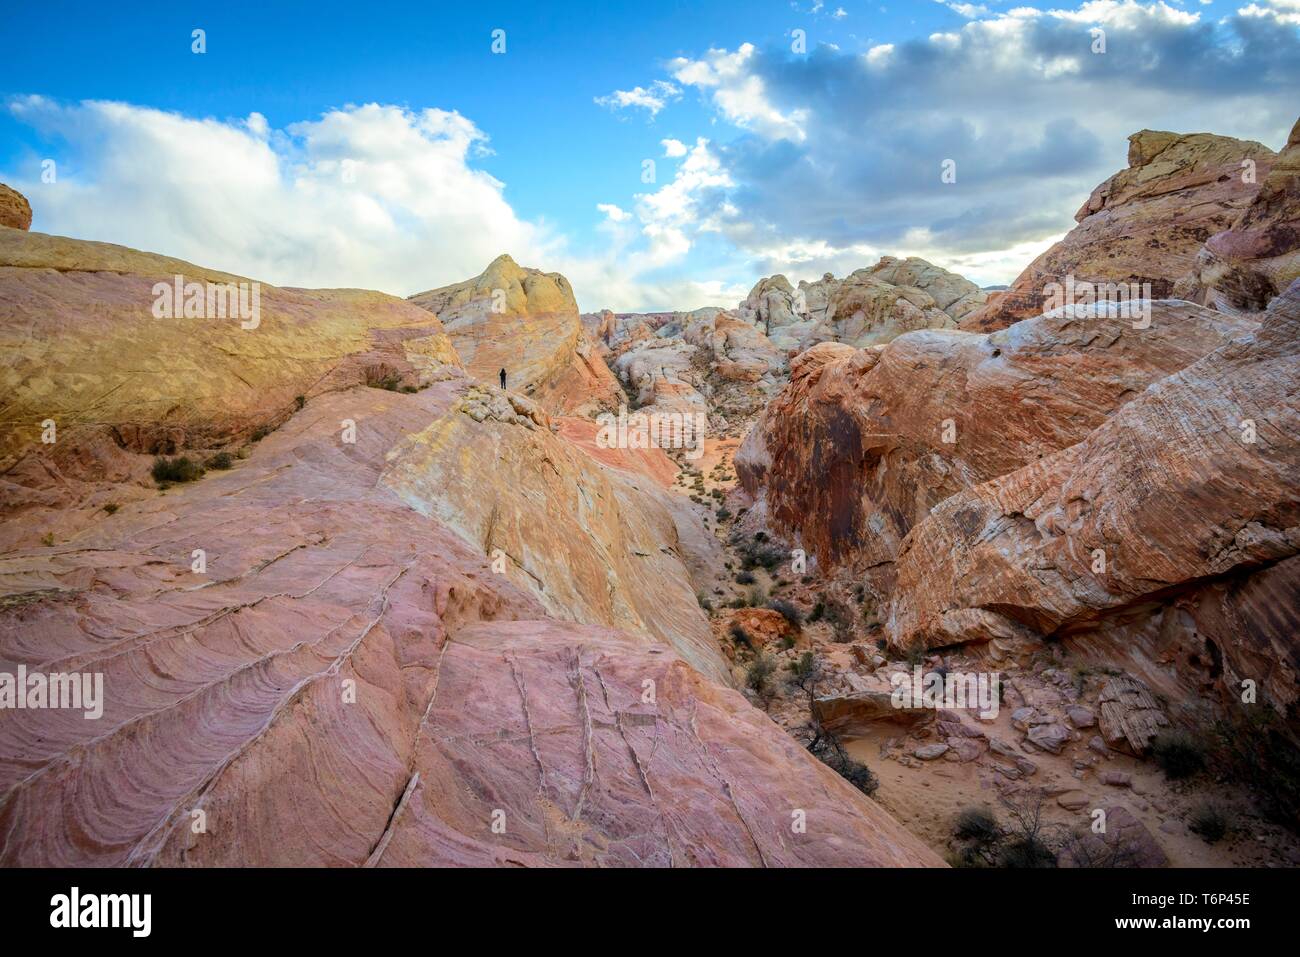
[
  {"left": 408, "top": 254, "right": 623, "bottom": 417},
  {"left": 1177, "top": 116, "right": 1300, "bottom": 316},
  {"left": 0, "top": 227, "right": 461, "bottom": 484},
  {"left": 736, "top": 300, "right": 1253, "bottom": 576},
  {"left": 890, "top": 282, "right": 1300, "bottom": 721},
  {"left": 739, "top": 256, "right": 986, "bottom": 353},
  {"left": 0, "top": 184, "right": 32, "bottom": 231},
  {"left": 964, "top": 129, "right": 1278, "bottom": 331}
]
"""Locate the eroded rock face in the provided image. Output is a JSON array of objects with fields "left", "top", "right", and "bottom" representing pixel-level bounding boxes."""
[
  {"left": 0, "top": 184, "right": 32, "bottom": 231},
  {"left": 736, "top": 301, "right": 1252, "bottom": 575},
  {"left": 408, "top": 254, "right": 623, "bottom": 416},
  {"left": 0, "top": 228, "right": 462, "bottom": 483},
  {"left": 739, "top": 256, "right": 986, "bottom": 354},
  {"left": 1177, "top": 116, "right": 1300, "bottom": 316},
  {"left": 0, "top": 380, "right": 940, "bottom": 867},
  {"left": 965, "top": 129, "right": 1278, "bottom": 331},
  {"left": 379, "top": 384, "right": 726, "bottom": 684},
  {"left": 890, "top": 282, "right": 1300, "bottom": 720}
]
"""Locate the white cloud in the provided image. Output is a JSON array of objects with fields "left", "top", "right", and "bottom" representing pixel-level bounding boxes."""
[
  {"left": 3, "top": 97, "right": 726, "bottom": 312},
  {"left": 5, "top": 98, "right": 545, "bottom": 296},
  {"left": 661, "top": 137, "right": 688, "bottom": 157},
  {"left": 1238, "top": 0, "right": 1300, "bottom": 23},
  {"left": 593, "top": 80, "right": 681, "bottom": 118},
  {"left": 668, "top": 44, "right": 809, "bottom": 142}
]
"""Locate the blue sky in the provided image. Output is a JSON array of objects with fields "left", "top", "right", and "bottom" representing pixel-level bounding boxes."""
[{"left": 2, "top": 0, "right": 1297, "bottom": 310}]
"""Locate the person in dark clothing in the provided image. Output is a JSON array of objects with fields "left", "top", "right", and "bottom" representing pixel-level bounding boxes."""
[{"left": 499, "top": 368, "right": 507, "bottom": 389}]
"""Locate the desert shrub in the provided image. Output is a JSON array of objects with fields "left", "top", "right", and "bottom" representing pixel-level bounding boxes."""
[
  {"left": 789, "top": 651, "right": 816, "bottom": 681},
  {"left": 1208, "top": 710, "right": 1300, "bottom": 832},
  {"left": 766, "top": 598, "right": 803, "bottom": 629},
  {"left": 102, "top": 503, "right": 119, "bottom": 515},
  {"left": 747, "top": 585, "right": 767, "bottom": 607},
  {"left": 809, "top": 736, "right": 878, "bottom": 797},
  {"left": 250, "top": 426, "right": 270, "bottom": 442},
  {"left": 807, "top": 601, "right": 825, "bottom": 623},
  {"left": 998, "top": 837, "right": 1057, "bottom": 869},
  {"left": 366, "top": 368, "right": 403, "bottom": 391},
  {"left": 729, "top": 623, "right": 754, "bottom": 650},
  {"left": 715, "top": 508, "right": 731, "bottom": 521},
  {"left": 953, "top": 807, "right": 1000, "bottom": 845},
  {"left": 696, "top": 593, "right": 713, "bottom": 612},
  {"left": 294, "top": 394, "right": 305, "bottom": 410},
  {"left": 151, "top": 456, "right": 204, "bottom": 484},
  {"left": 1188, "top": 802, "right": 1228, "bottom": 844},
  {"left": 1150, "top": 731, "right": 1205, "bottom": 780},
  {"left": 205, "top": 451, "right": 234, "bottom": 470},
  {"left": 736, "top": 570, "right": 756, "bottom": 585},
  {"left": 745, "top": 654, "right": 776, "bottom": 694}
]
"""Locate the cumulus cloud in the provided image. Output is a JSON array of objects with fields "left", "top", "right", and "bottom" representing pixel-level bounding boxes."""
[
  {"left": 668, "top": 45, "right": 809, "bottom": 142},
  {"left": 4, "top": 97, "right": 749, "bottom": 312},
  {"left": 5, "top": 97, "right": 546, "bottom": 296},
  {"left": 593, "top": 80, "right": 681, "bottom": 118},
  {"left": 616, "top": 1, "right": 1300, "bottom": 285}
]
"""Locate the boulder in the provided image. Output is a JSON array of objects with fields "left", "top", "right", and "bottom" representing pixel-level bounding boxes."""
[{"left": 0, "top": 183, "right": 32, "bottom": 230}]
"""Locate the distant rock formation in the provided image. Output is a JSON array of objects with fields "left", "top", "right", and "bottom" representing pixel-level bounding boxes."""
[
  {"left": 0, "top": 184, "right": 32, "bottom": 230},
  {"left": 1177, "top": 116, "right": 1300, "bottom": 315},
  {"left": 739, "top": 256, "right": 986, "bottom": 353},
  {"left": 586, "top": 306, "right": 788, "bottom": 430},
  {"left": 964, "top": 128, "right": 1278, "bottom": 331},
  {"left": 408, "top": 254, "right": 623, "bottom": 416}
]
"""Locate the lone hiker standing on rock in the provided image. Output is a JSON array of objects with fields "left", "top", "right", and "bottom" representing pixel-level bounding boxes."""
[{"left": 499, "top": 368, "right": 507, "bottom": 390}]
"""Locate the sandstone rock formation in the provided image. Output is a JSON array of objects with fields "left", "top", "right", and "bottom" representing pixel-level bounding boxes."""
[
  {"left": 739, "top": 256, "right": 986, "bottom": 353},
  {"left": 1177, "top": 116, "right": 1300, "bottom": 316},
  {"left": 890, "top": 281, "right": 1300, "bottom": 721},
  {"left": 736, "top": 300, "right": 1252, "bottom": 576},
  {"left": 0, "top": 231, "right": 942, "bottom": 868},
  {"left": 0, "top": 379, "right": 940, "bottom": 867},
  {"left": 0, "top": 227, "right": 461, "bottom": 483},
  {"left": 964, "top": 129, "right": 1278, "bottom": 331},
  {"left": 408, "top": 254, "right": 622, "bottom": 416},
  {"left": 591, "top": 306, "right": 788, "bottom": 431},
  {"left": 0, "top": 184, "right": 32, "bottom": 231}
]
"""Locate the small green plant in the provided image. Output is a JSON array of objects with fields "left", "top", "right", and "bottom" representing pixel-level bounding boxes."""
[
  {"left": 41, "top": 532, "right": 54, "bottom": 547},
  {"left": 1188, "top": 803, "right": 1228, "bottom": 844},
  {"left": 251, "top": 426, "right": 270, "bottom": 442},
  {"left": 736, "top": 570, "right": 756, "bottom": 585},
  {"left": 953, "top": 807, "right": 1000, "bottom": 845},
  {"left": 295, "top": 394, "right": 306, "bottom": 410},
  {"left": 789, "top": 651, "right": 816, "bottom": 680},
  {"left": 102, "top": 503, "right": 119, "bottom": 515},
  {"left": 766, "top": 598, "right": 803, "bottom": 629},
  {"left": 205, "top": 451, "right": 234, "bottom": 470},
  {"left": 1150, "top": 731, "right": 1205, "bottom": 780},
  {"left": 729, "top": 623, "right": 754, "bottom": 651},
  {"left": 151, "top": 456, "right": 204, "bottom": 484},
  {"left": 807, "top": 601, "right": 825, "bottom": 623},
  {"left": 745, "top": 654, "right": 777, "bottom": 695}
]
